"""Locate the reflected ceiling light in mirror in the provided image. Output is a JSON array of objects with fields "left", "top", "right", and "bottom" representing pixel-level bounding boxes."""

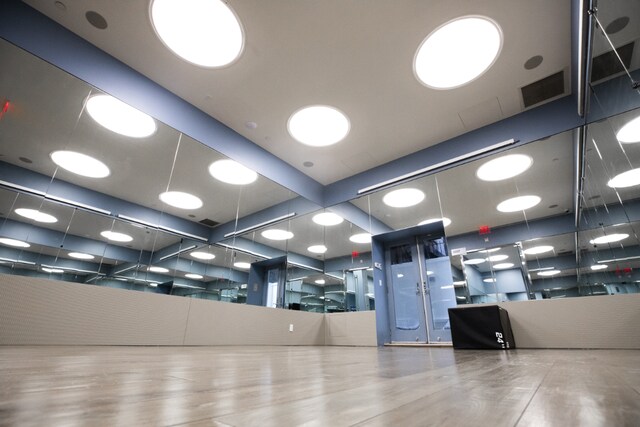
[
  {"left": 496, "top": 195, "right": 541, "bottom": 212},
  {"left": 616, "top": 115, "right": 640, "bottom": 143},
  {"left": 464, "top": 258, "right": 485, "bottom": 265},
  {"left": 50, "top": 151, "right": 110, "bottom": 178},
  {"left": 150, "top": 0, "right": 244, "bottom": 67},
  {"left": 42, "top": 267, "right": 64, "bottom": 274},
  {"left": 476, "top": 154, "right": 533, "bottom": 181},
  {"left": 414, "top": 16, "right": 502, "bottom": 89},
  {"left": 100, "top": 230, "right": 133, "bottom": 242},
  {"left": 86, "top": 94, "right": 156, "bottom": 138},
  {"left": 493, "top": 262, "right": 514, "bottom": 269},
  {"left": 307, "top": 245, "right": 328, "bottom": 254},
  {"left": 453, "top": 280, "right": 466, "bottom": 286},
  {"left": 590, "top": 264, "right": 607, "bottom": 271},
  {"left": 208, "top": 159, "right": 258, "bottom": 185},
  {"left": 483, "top": 278, "right": 497, "bottom": 283},
  {"left": 190, "top": 251, "right": 215, "bottom": 260},
  {"left": 312, "top": 212, "right": 344, "bottom": 226},
  {"left": 14, "top": 208, "right": 58, "bottom": 223},
  {"left": 479, "top": 247, "right": 501, "bottom": 253},
  {"left": 418, "top": 217, "right": 451, "bottom": 227},
  {"left": 185, "top": 273, "right": 204, "bottom": 279},
  {"left": 287, "top": 105, "right": 350, "bottom": 147},
  {"left": 607, "top": 168, "right": 640, "bottom": 188},
  {"left": 538, "top": 269, "right": 561, "bottom": 277},
  {"left": 349, "top": 233, "right": 372, "bottom": 244},
  {"left": 159, "top": 191, "right": 203, "bottom": 210},
  {"left": 0, "top": 237, "right": 30, "bottom": 248},
  {"left": 148, "top": 266, "right": 169, "bottom": 273},
  {"left": 68, "top": 252, "right": 95, "bottom": 260},
  {"left": 523, "top": 245, "right": 554, "bottom": 255},
  {"left": 589, "top": 234, "right": 629, "bottom": 244},
  {"left": 234, "top": 261, "right": 251, "bottom": 269},
  {"left": 261, "top": 229, "right": 294, "bottom": 240},
  {"left": 315, "top": 279, "right": 326, "bottom": 285},
  {"left": 383, "top": 188, "right": 425, "bottom": 208},
  {"left": 487, "top": 254, "right": 508, "bottom": 262}
]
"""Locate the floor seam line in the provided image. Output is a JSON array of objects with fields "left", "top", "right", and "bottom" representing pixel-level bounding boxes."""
[{"left": 513, "top": 362, "right": 555, "bottom": 426}]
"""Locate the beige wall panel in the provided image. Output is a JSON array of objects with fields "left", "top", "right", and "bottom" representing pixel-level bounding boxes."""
[{"left": 325, "top": 311, "right": 377, "bottom": 346}]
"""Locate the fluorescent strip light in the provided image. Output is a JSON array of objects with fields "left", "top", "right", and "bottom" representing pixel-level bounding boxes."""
[
  {"left": 348, "top": 267, "right": 370, "bottom": 272},
  {"left": 528, "top": 266, "right": 556, "bottom": 272},
  {"left": 223, "top": 212, "right": 296, "bottom": 238},
  {"left": 172, "top": 283, "right": 206, "bottom": 290},
  {"left": 215, "top": 242, "right": 271, "bottom": 259},
  {"left": 117, "top": 215, "right": 208, "bottom": 241},
  {"left": 158, "top": 244, "right": 197, "bottom": 261},
  {"left": 597, "top": 255, "right": 640, "bottom": 263},
  {"left": 41, "top": 264, "right": 99, "bottom": 274},
  {"left": 113, "top": 264, "right": 140, "bottom": 275},
  {"left": 0, "top": 257, "right": 36, "bottom": 265},
  {"left": 45, "top": 194, "right": 111, "bottom": 215},
  {"left": 357, "top": 138, "right": 517, "bottom": 194},
  {"left": 0, "top": 180, "right": 46, "bottom": 197},
  {"left": 287, "top": 260, "right": 323, "bottom": 273},
  {"left": 326, "top": 273, "right": 345, "bottom": 280}
]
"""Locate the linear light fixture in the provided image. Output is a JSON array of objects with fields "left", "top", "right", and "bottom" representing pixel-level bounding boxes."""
[
  {"left": 0, "top": 180, "right": 46, "bottom": 197},
  {"left": 172, "top": 283, "right": 206, "bottom": 290},
  {"left": 223, "top": 212, "right": 296, "bottom": 238},
  {"left": 215, "top": 242, "right": 271, "bottom": 260},
  {"left": 158, "top": 244, "right": 198, "bottom": 261},
  {"left": 528, "top": 266, "right": 556, "bottom": 272},
  {"left": 113, "top": 264, "right": 140, "bottom": 275},
  {"left": 117, "top": 214, "right": 208, "bottom": 241},
  {"left": 0, "top": 257, "right": 36, "bottom": 265},
  {"left": 287, "top": 260, "right": 323, "bottom": 273},
  {"left": 41, "top": 264, "right": 100, "bottom": 274},
  {"left": 357, "top": 138, "right": 517, "bottom": 195},
  {"left": 597, "top": 255, "right": 640, "bottom": 263}
]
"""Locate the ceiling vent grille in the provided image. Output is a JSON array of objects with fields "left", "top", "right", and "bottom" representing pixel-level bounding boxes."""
[
  {"left": 591, "top": 41, "right": 634, "bottom": 83},
  {"left": 521, "top": 70, "right": 565, "bottom": 109},
  {"left": 199, "top": 218, "right": 220, "bottom": 227}
]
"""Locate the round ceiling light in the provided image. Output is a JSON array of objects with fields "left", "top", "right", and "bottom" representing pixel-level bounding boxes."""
[
  {"left": 0, "top": 237, "right": 30, "bottom": 248},
  {"left": 234, "top": 261, "right": 251, "bottom": 269},
  {"left": 150, "top": 0, "right": 244, "bottom": 67},
  {"left": 307, "top": 245, "right": 328, "bottom": 254},
  {"left": 51, "top": 151, "right": 110, "bottom": 178},
  {"left": 589, "top": 233, "right": 628, "bottom": 245},
  {"left": 100, "top": 230, "right": 133, "bottom": 242},
  {"left": 349, "top": 233, "right": 372, "bottom": 244},
  {"left": 483, "top": 278, "right": 497, "bottom": 283},
  {"left": 14, "top": 208, "right": 58, "bottom": 224},
  {"left": 418, "top": 217, "right": 452, "bottom": 227},
  {"left": 148, "top": 266, "right": 169, "bottom": 273},
  {"left": 86, "top": 94, "right": 156, "bottom": 138},
  {"left": 607, "top": 168, "right": 640, "bottom": 188},
  {"left": 464, "top": 258, "right": 486, "bottom": 265},
  {"left": 287, "top": 105, "right": 350, "bottom": 147},
  {"left": 616, "top": 115, "right": 640, "bottom": 143},
  {"left": 538, "top": 270, "right": 561, "bottom": 277},
  {"left": 590, "top": 264, "right": 607, "bottom": 271},
  {"left": 312, "top": 212, "right": 344, "bottom": 226},
  {"left": 159, "top": 191, "right": 203, "bottom": 210},
  {"left": 493, "top": 262, "right": 514, "bottom": 269},
  {"left": 496, "top": 195, "right": 541, "bottom": 212},
  {"left": 523, "top": 245, "right": 554, "bottom": 255},
  {"left": 185, "top": 273, "right": 204, "bottom": 279},
  {"left": 487, "top": 254, "right": 508, "bottom": 262},
  {"left": 208, "top": 159, "right": 258, "bottom": 185},
  {"left": 315, "top": 279, "right": 326, "bottom": 285},
  {"left": 190, "top": 251, "right": 215, "bottom": 260},
  {"left": 68, "top": 252, "right": 95, "bottom": 260},
  {"left": 414, "top": 16, "right": 502, "bottom": 89},
  {"left": 261, "top": 229, "right": 294, "bottom": 241},
  {"left": 42, "top": 267, "right": 64, "bottom": 274},
  {"left": 476, "top": 154, "right": 533, "bottom": 181},
  {"left": 383, "top": 188, "right": 425, "bottom": 208}
]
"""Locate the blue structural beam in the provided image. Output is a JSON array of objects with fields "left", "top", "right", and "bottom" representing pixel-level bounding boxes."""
[
  {"left": 326, "top": 202, "right": 392, "bottom": 235},
  {"left": 0, "top": 0, "right": 324, "bottom": 206}
]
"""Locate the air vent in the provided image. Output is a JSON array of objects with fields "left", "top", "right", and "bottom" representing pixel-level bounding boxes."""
[
  {"left": 521, "top": 71, "right": 565, "bottom": 108},
  {"left": 591, "top": 41, "right": 634, "bottom": 83},
  {"left": 199, "top": 218, "right": 220, "bottom": 227}
]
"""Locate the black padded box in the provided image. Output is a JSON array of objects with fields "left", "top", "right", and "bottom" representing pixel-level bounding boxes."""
[{"left": 448, "top": 305, "right": 516, "bottom": 349}]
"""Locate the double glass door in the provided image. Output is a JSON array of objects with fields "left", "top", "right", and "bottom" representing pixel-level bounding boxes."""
[{"left": 386, "top": 235, "right": 455, "bottom": 343}]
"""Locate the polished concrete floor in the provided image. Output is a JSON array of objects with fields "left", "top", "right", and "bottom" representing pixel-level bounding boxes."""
[{"left": 1, "top": 346, "right": 639, "bottom": 426}]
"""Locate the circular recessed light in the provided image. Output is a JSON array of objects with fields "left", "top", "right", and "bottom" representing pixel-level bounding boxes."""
[
  {"left": 488, "top": 254, "right": 508, "bottom": 262},
  {"left": 414, "top": 16, "right": 502, "bottom": 89},
  {"left": 42, "top": 267, "right": 64, "bottom": 274},
  {"left": 315, "top": 279, "right": 326, "bottom": 285},
  {"left": 497, "top": 195, "right": 541, "bottom": 212},
  {"left": 589, "top": 233, "right": 628, "bottom": 245},
  {"left": 383, "top": 188, "right": 425, "bottom": 208},
  {"left": 418, "top": 217, "right": 452, "bottom": 227},
  {"left": 349, "top": 233, "right": 372, "bottom": 244},
  {"left": 538, "top": 270, "right": 561, "bottom": 277},
  {"left": 185, "top": 273, "right": 203, "bottom": 279},
  {"left": 148, "top": 266, "right": 169, "bottom": 273},
  {"left": 287, "top": 105, "right": 350, "bottom": 147},
  {"left": 14, "top": 208, "right": 58, "bottom": 223},
  {"left": 523, "top": 245, "right": 554, "bottom": 255},
  {"left": 159, "top": 191, "right": 203, "bottom": 210},
  {"left": 616, "top": 116, "right": 640, "bottom": 143},
  {"left": 86, "top": 94, "right": 156, "bottom": 138},
  {"left": 150, "top": 0, "right": 244, "bottom": 67},
  {"left": 483, "top": 278, "right": 497, "bottom": 283},
  {"left": 307, "top": 245, "right": 327, "bottom": 254},
  {"left": 51, "top": 151, "right": 110, "bottom": 178},
  {"left": 68, "top": 252, "right": 95, "bottom": 260},
  {"left": 208, "top": 159, "right": 258, "bottom": 185},
  {"left": 476, "top": 154, "right": 533, "bottom": 181},
  {"left": 464, "top": 258, "right": 486, "bottom": 265},
  {"left": 607, "top": 168, "right": 640, "bottom": 188},
  {"left": 148, "top": 283, "right": 159, "bottom": 288},
  {"left": 312, "top": 212, "right": 344, "bottom": 226},
  {"left": 190, "top": 251, "right": 215, "bottom": 260},
  {"left": 479, "top": 247, "right": 501, "bottom": 253},
  {"left": 0, "top": 237, "right": 30, "bottom": 248},
  {"left": 590, "top": 264, "right": 607, "bottom": 271},
  {"left": 234, "top": 261, "right": 251, "bottom": 269},
  {"left": 261, "top": 229, "right": 294, "bottom": 240},
  {"left": 100, "top": 230, "right": 133, "bottom": 242},
  {"left": 493, "top": 262, "right": 514, "bottom": 269}
]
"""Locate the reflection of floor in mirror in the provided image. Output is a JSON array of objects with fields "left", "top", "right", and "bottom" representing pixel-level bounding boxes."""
[{"left": 1, "top": 346, "right": 638, "bottom": 426}]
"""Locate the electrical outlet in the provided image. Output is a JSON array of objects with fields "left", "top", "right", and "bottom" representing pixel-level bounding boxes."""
[{"left": 289, "top": 324, "right": 294, "bottom": 332}]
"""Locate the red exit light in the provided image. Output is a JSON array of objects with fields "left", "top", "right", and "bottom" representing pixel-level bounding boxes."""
[{"left": 479, "top": 225, "right": 491, "bottom": 235}]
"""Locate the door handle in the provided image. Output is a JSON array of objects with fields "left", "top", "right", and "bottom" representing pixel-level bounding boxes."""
[{"left": 416, "top": 282, "right": 420, "bottom": 294}]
